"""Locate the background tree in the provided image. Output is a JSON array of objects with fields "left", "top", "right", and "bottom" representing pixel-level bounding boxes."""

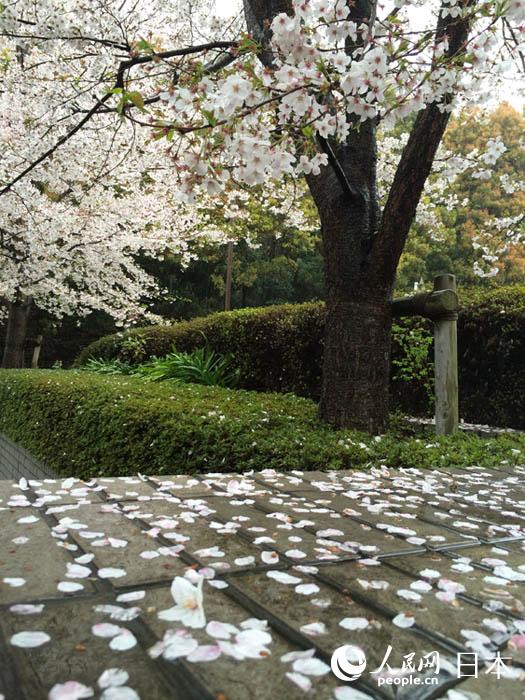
[{"left": 396, "top": 103, "right": 525, "bottom": 289}]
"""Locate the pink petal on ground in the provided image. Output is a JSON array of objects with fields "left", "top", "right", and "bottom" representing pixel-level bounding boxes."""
[
  {"left": 206, "top": 621, "right": 238, "bottom": 639},
  {"left": 100, "top": 688, "right": 139, "bottom": 700},
  {"left": 9, "top": 604, "right": 44, "bottom": 615},
  {"left": 300, "top": 622, "right": 327, "bottom": 636},
  {"left": 295, "top": 584, "right": 320, "bottom": 596},
  {"left": 162, "top": 634, "right": 199, "bottom": 660},
  {"left": 235, "top": 629, "right": 272, "bottom": 647},
  {"left": 109, "top": 630, "right": 137, "bottom": 651},
  {"left": 280, "top": 649, "right": 315, "bottom": 663},
  {"left": 509, "top": 634, "right": 525, "bottom": 650},
  {"left": 91, "top": 623, "right": 121, "bottom": 638},
  {"left": 240, "top": 618, "right": 268, "bottom": 631},
  {"left": 17, "top": 515, "right": 39, "bottom": 524},
  {"left": 207, "top": 580, "right": 228, "bottom": 589},
  {"left": 285, "top": 549, "right": 307, "bottom": 559},
  {"left": 292, "top": 657, "right": 330, "bottom": 676},
  {"left": 261, "top": 551, "right": 279, "bottom": 564},
  {"left": 10, "top": 631, "right": 50, "bottom": 648},
  {"left": 3, "top": 577, "right": 26, "bottom": 587},
  {"left": 285, "top": 672, "right": 312, "bottom": 691},
  {"left": 58, "top": 582, "right": 84, "bottom": 593},
  {"left": 392, "top": 613, "right": 415, "bottom": 629},
  {"left": 48, "top": 681, "right": 94, "bottom": 700},
  {"left": 187, "top": 644, "right": 222, "bottom": 662},
  {"left": 12, "top": 536, "right": 29, "bottom": 545},
  {"left": 98, "top": 568, "right": 126, "bottom": 579},
  {"left": 66, "top": 564, "right": 91, "bottom": 579},
  {"left": 266, "top": 571, "right": 301, "bottom": 585},
  {"left": 97, "top": 668, "right": 129, "bottom": 689},
  {"left": 139, "top": 551, "right": 159, "bottom": 560},
  {"left": 116, "top": 591, "right": 145, "bottom": 603},
  {"left": 234, "top": 556, "right": 255, "bottom": 567},
  {"left": 339, "top": 617, "right": 369, "bottom": 631}
]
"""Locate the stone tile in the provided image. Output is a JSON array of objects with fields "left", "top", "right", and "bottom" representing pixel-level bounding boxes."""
[
  {"left": 63, "top": 503, "right": 190, "bottom": 587},
  {"left": 412, "top": 504, "right": 524, "bottom": 541},
  {"left": 252, "top": 471, "right": 325, "bottom": 493},
  {"left": 254, "top": 493, "right": 427, "bottom": 557},
  {"left": 96, "top": 476, "right": 158, "bottom": 501},
  {"left": 29, "top": 477, "right": 106, "bottom": 506},
  {"left": 233, "top": 570, "right": 454, "bottom": 696},
  {"left": 315, "top": 493, "right": 480, "bottom": 548},
  {"left": 319, "top": 559, "right": 518, "bottom": 651},
  {"left": 0, "top": 597, "right": 176, "bottom": 700},
  {"left": 143, "top": 583, "right": 342, "bottom": 699},
  {"left": 150, "top": 475, "right": 214, "bottom": 498},
  {"left": 198, "top": 473, "right": 274, "bottom": 499},
  {"left": 204, "top": 495, "right": 349, "bottom": 563},
  {"left": 0, "top": 507, "right": 95, "bottom": 604},
  {"left": 441, "top": 543, "right": 525, "bottom": 572},
  {"left": 383, "top": 551, "right": 525, "bottom": 616}
]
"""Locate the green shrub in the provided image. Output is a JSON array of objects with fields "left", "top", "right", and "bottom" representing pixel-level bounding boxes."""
[
  {"left": 0, "top": 370, "right": 523, "bottom": 478},
  {"left": 138, "top": 347, "right": 240, "bottom": 387},
  {"left": 75, "top": 303, "right": 325, "bottom": 398},
  {"left": 82, "top": 358, "right": 137, "bottom": 375},
  {"left": 391, "top": 322, "right": 434, "bottom": 406},
  {"left": 75, "top": 285, "right": 525, "bottom": 428}
]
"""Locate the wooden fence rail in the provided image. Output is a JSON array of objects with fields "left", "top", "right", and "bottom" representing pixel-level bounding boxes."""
[{"left": 392, "top": 273, "right": 459, "bottom": 435}]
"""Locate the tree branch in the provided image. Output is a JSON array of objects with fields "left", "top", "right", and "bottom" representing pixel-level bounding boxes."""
[
  {"left": 0, "top": 94, "right": 112, "bottom": 197},
  {"left": 0, "top": 41, "right": 236, "bottom": 197},
  {"left": 375, "top": 0, "right": 477, "bottom": 280}
]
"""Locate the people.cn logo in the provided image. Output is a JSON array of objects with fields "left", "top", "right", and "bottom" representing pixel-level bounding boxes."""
[{"left": 331, "top": 645, "right": 367, "bottom": 682}]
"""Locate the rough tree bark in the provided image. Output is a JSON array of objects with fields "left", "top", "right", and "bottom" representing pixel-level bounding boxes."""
[
  {"left": 244, "top": 0, "right": 474, "bottom": 432},
  {"left": 1, "top": 296, "right": 32, "bottom": 368}
]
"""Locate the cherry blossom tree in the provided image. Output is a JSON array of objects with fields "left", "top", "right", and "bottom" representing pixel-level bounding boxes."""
[
  {"left": 0, "top": 102, "right": 212, "bottom": 367},
  {"left": 0, "top": 3, "right": 234, "bottom": 367},
  {"left": 1, "top": 0, "right": 524, "bottom": 428}
]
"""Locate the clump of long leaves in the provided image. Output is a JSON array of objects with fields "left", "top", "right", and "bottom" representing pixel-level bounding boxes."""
[
  {"left": 83, "top": 357, "right": 137, "bottom": 375},
  {"left": 138, "top": 347, "right": 240, "bottom": 388}
]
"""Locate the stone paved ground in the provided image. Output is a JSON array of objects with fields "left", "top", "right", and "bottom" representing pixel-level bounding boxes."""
[{"left": 1, "top": 465, "right": 525, "bottom": 700}]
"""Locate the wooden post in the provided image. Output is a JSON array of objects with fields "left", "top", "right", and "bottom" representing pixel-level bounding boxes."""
[
  {"left": 433, "top": 274, "right": 459, "bottom": 435},
  {"left": 224, "top": 241, "right": 233, "bottom": 311},
  {"left": 31, "top": 334, "right": 43, "bottom": 369}
]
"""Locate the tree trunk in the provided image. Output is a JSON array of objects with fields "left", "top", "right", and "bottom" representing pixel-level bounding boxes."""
[
  {"left": 224, "top": 241, "right": 233, "bottom": 311},
  {"left": 1, "top": 296, "right": 32, "bottom": 368},
  {"left": 321, "top": 294, "right": 392, "bottom": 433},
  {"left": 307, "top": 118, "right": 390, "bottom": 432}
]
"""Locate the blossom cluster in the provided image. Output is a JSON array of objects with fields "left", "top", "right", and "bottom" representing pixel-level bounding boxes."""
[{"left": 153, "top": 0, "right": 524, "bottom": 197}]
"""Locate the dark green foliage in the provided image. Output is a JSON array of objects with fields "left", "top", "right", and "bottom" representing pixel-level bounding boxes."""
[
  {"left": 75, "top": 303, "right": 325, "bottom": 398},
  {"left": 138, "top": 347, "right": 240, "bottom": 387},
  {"left": 456, "top": 285, "right": 525, "bottom": 429},
  {"left": 82, "top": 358, "right": 137, "bottom": 375},
  {"left": 75, "top": 285, "right": 525, "bottom": 428},
  {"left": 0, "top": 370, "right": 523, "bottom": 478},
  {"left": 0, "top": 308, "right": 117, "bottom": 369}
]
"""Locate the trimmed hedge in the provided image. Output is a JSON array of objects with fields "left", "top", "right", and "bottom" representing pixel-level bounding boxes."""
[
  {"left": 0, "top": 370, "right": 524, "bottom": 477},
  {"left": 75, "top": 303, "right": 326, "bottom": 400},
  {"left": 75, "top": 285, "right": 525, "bottom": 428}
]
